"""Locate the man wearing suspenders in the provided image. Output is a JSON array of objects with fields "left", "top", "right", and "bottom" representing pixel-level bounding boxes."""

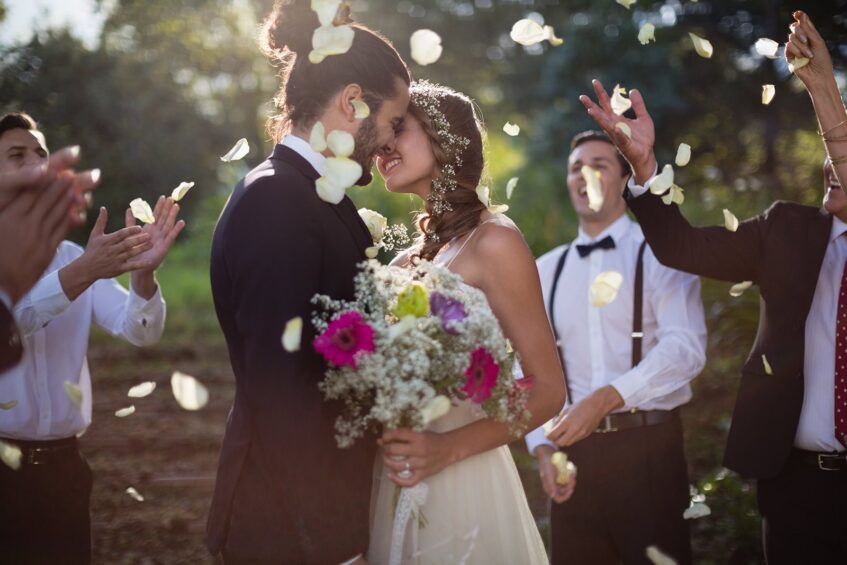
[{"left": 526, "top": 131, "right": 707, "bottom": 564}]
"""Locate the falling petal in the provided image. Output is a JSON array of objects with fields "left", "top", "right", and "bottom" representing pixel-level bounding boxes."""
[
  {"left": 616, "top": 0, "right": 637, "bottom": 9},
  {"left": 282, "top": 317, "right": 303, "bottom": 352},
  {"left": 689, "top": 32, "right": 714, "bottom": 58},
  {"left": 661, "top": 185, "right": 685, "bottom": 206},
  {"left": 410, "top": 29, "right": 443, "bottom": 66},
  {"left": 755, "top": 38, "right": 780, "bottom": 59},
  {"left": 590, "top": 271, "right": 624, "bottom": 307},
  {"left": 729, "top": 281, "right": 753, "bottom": 297},
  {"left": 327, "top": 130, "right": 355, "bottom": 158},
  {"left": 130, "top": 198, "right": 155, "bottom": 224},
  {"left": 311, "top": 0, "right": 341, "bottom": 27},
  {"left": 649, "top": 164, "right": 675, "bottom": 195},
  {"left": 421, "top": 395, "right": 451, "bottom": 425},
  {"left": 476, "top": 185, "right": 490, "bottom": 207},
  {"left": 0, "top": 400, "right": 17, "bottom": 410},
  {"left": 762, "top": 84, "right": 776, "bottom": 105},
  {"left": 638, "top": 23, "right": 656, "bottom": 45},
  {"left": 358, "top": 208, "right": 388, "bottom": 242},
  {"left": 0, "top": 440, "right": 22, "bottom": 470},
  {"left": 65, "top": 381, "right": 82, "bottom": 408},
  {"left": 723, "top": 209, "right": 739, "bottom": 232},
  {"left": 646, "top": 546, "right": 678, "bottom": 565},
  {"left": 220, "top": 138, "right": 250, "bottom": 162},
  {"left": 762, "top": 354, "right": 774, "bottom": 375},
  {"left": 510, "top": 19, "right": 560, "bottom": 47},
  {"left": 489, "top": 203, "right": 510, "bottom": 214},
  {"left": 171, "top": 181, "right": 194, "bottom": 202},
  {"left": 351, "top": 99, "right": 370, "bottom": 119},
  {"left": 788, "top": 57, "right": 809, "bottom": 73},
  {"left": 581, "top": 165, "right": 604, "bottom": 212},
  {"left": 506, "top": 177, "right": 519, "bottom": 199},
  {"left": 503, "top": 122, "right": 520, "bottom": 136},
  {"left": 316, "top": 157, "right": 363, "bottom": 204},
  {"left": 170, "top": 371, "right": 209, "bottom": 411},
  {"left": 545, "top": 26, "right": 564, "bottom": 47},
  {"left": 611, "top": 84, "right": 632, "bottom": 116},
  {"left": 309, "top": 24, "right": 355, "bottom": 64},
  {"left": 316, "top": 177, "right": 348, "bottom": 204},
  {"left": 365, "top": 246, "right": 380, "bottom": 259},
  {"left": 115, "top": 405, "right": 136, "bottom": 418},
  {"left": 310, "top": 121, "right": 327, "bottom": 153},
  {"left": 683, "top": 502, "right": 712, "bottom": 520},
  {"left": 615, "top": 122, "right": 632, "bottom": 139},
  {"left": 675, "top": 143, "right": 691, "bottom": 167},
  {"left": 126, "top": 487, "right": 145, "bottom": 502},
  {"left": 127, "top": 381, "right": 156, "bottom": 398}
]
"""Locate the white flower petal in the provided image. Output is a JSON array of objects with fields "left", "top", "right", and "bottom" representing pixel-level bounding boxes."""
[
  {"left": 115, "top": 405, "right": 136, "bottom": 418},
  {"left": 611, "top": 84, "right": 632, "bottom": 116},
  {"left": 616, "top": 0, "right": 638, "bottom": 9},
  {"left": 387, "top": 315, "right": 418, "bottom": 342},
  {"left": 220, "top": 138, "right": 250, "bottom": 162},
  {"left": 788, "top": 57, "right": 810, "bottom": 73},
  {"left": 581, "top": 165, "right": 604, "bottom": 212},
  {"left": 64, "top": 381, "right": 82, "bottom": 408},
  {"left": 503, "top": 122, "right": 520, "bottom": 137},
  {"left": 762, "top": 354, "right": 774, "bottom": 375},
  {"left": 683, "top": 502, "right": 712, "bottom": 520},
  {"left": 358, "top": 208, "right": 388, "bottom": 242},
  {"left": 661, "top": 185, "right": 685, "bottom": 206},
  {"left": 126, "top": 486, "right": 145, "bottom": 502},
  {"left": 729, "top": 280, "right": 753, "bottom": 297},
  {"left": 646, "top": 545, "right": 678, "bottom": 565},
  {"left": 649, "top": 164, "right": 674, "bottom": 195},
  {"left": 170, "top": 371, "right": 209, "bottom": 411},
  {"left": 675, "top": 143, "right": 691, "bottom": 167},
  {"left": 282, "top": 317, "right": 303, "bottom": 352},
  {"left": 351, "top": 99, "right": 370, "bottom": 119},
  {"left": 128, "top": 381, "right": 156, "bottom": 398},
  {"left": 723, "top": 209, "right": 739, "bottom": 232},
  {"left": 365, "top": 246, "right": 380, "bottom": 259},
  {"left": 421, "top": 395, "right": 451, "bottom": 425},
  {"left": 638, "top": 23, "right": 656, "bottom": 45},
  {"left": 324, "top": 157, "right": 363, "bottom": 188},
  {"left": 0, "top": 440, "right": 22, "bottom": 470},
  {"left": 410, "top": 29, "right": 443, "bottom": 66},
  {"left": 689, "top": 32, "right": 714, "bottom": 58},
  {"left": 327, "top": 130, "right": 355, "bottom": 158},
  {"left": 510, "top": 19, "right": 548, "bottom": 46},
  {"left": 544, "top": 26, "right": 564, "bottom": 47},
  {"left": 489, "top": 203, "right": 510, "bottom": 214},
  {"left": 171, "top": 181, "right": 194, "bottom": 202},
  {"left": 506, "top": 177, "right": 519, "bottom": 200},
  {"left": 762, "top": 84, "right": 776, "bottom": 105},
  {"left": 310, "top": 121, "right": 327, "bottom": 153},
  {"left": 0, "top": 400, "right": 17, "bottom": 410},
  {"left": 129, "top": 198, "right": 155, "bottom": 224},
  {"left": 309, "top": 24, "right": 355, "bottom": 64},
  {"left": 551, "top": 452, "right": 576, "bottom": 485},
  {"left": 311, "top": 0, "right": 341, "bottom": 27},
  {"left": 476, "top": 185, "right": 490, "bottom": 207},
  {"left": 590, "top": 271, "right": 624, "bottom": 307},
  {"left": 754, "top": 38, "right": 780, "bottom": 59},
  {"left": 316, "top": 177, "right": 347, "bottom": 204},
  {"left": 615, "top": 122, "right": 632, "bottom": 139}
]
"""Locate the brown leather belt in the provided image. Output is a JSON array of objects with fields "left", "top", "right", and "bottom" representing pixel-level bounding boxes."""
[
  {"left": 594, "top": 409, "right": 679, "bottom": 434},
  {"left": 0, "top": 436, "right": 78, "bottom": 466},
  {"left": 791, "top": 448, "right": 847, "bottom": 472}
]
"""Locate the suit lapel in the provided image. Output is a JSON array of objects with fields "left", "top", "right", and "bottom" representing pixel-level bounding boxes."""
[{"left": 271, "top": 144, "right": 373, "bottom": 252}]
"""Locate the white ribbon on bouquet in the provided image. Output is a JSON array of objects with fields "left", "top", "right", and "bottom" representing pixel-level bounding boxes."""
[{"left": 388, "top": 482, "right": 429, "bottom": 565}]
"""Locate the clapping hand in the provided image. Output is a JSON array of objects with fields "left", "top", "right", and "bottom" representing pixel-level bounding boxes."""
[
  {"left": 123, "top": 196, "right": 185, "bottom": 274},
  {"left": 579, "top": 80, "right": 658, "bottom": 186}
]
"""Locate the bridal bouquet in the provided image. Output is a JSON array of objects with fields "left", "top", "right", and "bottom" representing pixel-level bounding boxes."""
[{"left": 311, "top": 259, "right": 532, "bottom": 448}]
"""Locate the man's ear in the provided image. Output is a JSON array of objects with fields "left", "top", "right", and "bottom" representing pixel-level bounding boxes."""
[{"left": 338, "top": 83, "right": 364, "bottom": 123}]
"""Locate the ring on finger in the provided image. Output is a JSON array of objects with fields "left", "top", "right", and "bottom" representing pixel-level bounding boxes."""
[{"left": 398, "top": 462, "right": 413, "bottom": 479}]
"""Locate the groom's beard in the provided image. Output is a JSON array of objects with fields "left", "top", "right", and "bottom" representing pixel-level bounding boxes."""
[{"left": 351, "top": 117, "right": 379, "bottom": 186}]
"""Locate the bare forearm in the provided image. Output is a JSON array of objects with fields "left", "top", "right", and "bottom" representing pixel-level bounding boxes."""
[
  {"left": 810, "top": 79, "right": 847, "bottom": 187},
  {"left": 130, "top": 270, "right": 158, "bottom": 300},
  {"left": 58, "top": 258, "right": 94, "bottom": 301}
]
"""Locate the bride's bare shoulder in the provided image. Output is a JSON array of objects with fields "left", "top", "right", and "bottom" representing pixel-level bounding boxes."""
[{"left": 471, "top": 216, "right": 533, "bottom": 266}]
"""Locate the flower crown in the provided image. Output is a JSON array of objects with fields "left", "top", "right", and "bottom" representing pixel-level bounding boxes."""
[{"left": 410, "top": 81, "right": 472, "bottom": 231}]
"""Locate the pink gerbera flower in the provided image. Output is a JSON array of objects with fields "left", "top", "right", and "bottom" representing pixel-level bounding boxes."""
[
  {"left": 461, "top": 348, "right": 499, "bottom": 403},
  {"left": 313, "top": 311, "right": 375, "bottom": 368}
]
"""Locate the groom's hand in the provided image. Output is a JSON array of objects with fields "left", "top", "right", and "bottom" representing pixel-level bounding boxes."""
[
  {"left": 546, "top": 385, "right": 624, "bottom": 447},
  {"left": 579, "top": 79, "right": 658, "bottom": 186},
  {"left": 534, "top": 445, "right": 577, "bottom": 504}
]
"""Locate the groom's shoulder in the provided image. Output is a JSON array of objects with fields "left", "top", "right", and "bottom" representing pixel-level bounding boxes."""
[{"left": 235, "top": 157, "right": 318, "bottom": 208}]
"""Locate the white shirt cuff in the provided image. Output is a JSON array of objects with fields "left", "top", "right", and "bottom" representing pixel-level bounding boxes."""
[
  {"left": 609, "top": 367, "right": 647, "bottom": 411},
  {"left": 127, "top": 284, "right": 165, "bottom": 327},
  {"left": 22, "top": 269, "right": 72, "bottom": 324},
  {"left": 525, "top": 424, "right": 555, "bottom": 455},
  {"left": 626, "top": 163, "right": 659, "bottom": 198}
]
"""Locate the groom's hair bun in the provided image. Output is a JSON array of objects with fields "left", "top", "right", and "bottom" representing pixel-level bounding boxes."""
[{"left": 263, "top": 0, "right": 321, "bottom": 57}]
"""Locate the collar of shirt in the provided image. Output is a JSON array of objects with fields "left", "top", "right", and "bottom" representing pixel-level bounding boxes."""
[
  {"left": 574, "top": 213, "right": 633, "bottom": 247},
  {"left": 830, "top": 215, "right": 847, "bottom": 243},
  {"left": 281, "top": 134, "right": 327, "bottom": 177}
]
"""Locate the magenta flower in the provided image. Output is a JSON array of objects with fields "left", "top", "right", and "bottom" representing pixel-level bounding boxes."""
[
  {"left": 313, "top": 311, "right": 375, "bottom": 368},
  {"left": 461, "top": 348, "right": 499, "bottom": 403}
]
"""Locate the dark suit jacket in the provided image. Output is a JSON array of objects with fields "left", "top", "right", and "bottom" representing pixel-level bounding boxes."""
[
  {"left": 0, "top": 301, "right": 22, "bottom": 372},
  {"left": 206, "top": 145, "right": 375, "bottom": 563},
  {"left": 628, "top": 191, "right": 832, "bottom": 480}
]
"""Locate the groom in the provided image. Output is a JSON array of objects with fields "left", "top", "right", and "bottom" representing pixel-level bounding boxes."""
[{"left": 207, "top": 2, "right": 410, "bottom": 563}]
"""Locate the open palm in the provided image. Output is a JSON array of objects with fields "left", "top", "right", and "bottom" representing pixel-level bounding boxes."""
[{"left": 124, "top": 195, "right": 185, "bottom": 273}]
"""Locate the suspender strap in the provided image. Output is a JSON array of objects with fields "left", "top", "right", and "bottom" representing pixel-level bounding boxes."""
[
  {"left": 548, "top": 246, "right": 572, "bottom": 401},
  {"left": 632, "top": 240, "right": 648, "bottom": 368}
]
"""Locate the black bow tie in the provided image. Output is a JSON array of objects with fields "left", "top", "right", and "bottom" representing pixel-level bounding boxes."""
[{"left": 576, "top": 235, "right": 616, "bottom": 258}]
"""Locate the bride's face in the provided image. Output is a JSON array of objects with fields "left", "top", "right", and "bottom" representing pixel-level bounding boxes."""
[{"left": 376, "top": 113, "right": 437, "bottom": 197}]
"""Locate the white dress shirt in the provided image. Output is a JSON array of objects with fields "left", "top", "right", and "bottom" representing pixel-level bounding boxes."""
[
  {"left": 629, "top": 172, "right": 847, "bottom": 452},
  {"left": 282, "top": 134, "right": 327, "bottom": 176},
  {"left": 525, "top": 214, "right": 707, "bottom": 454},
  {"left": 0, "top": 241, "right": 166, "bottom": 440}
]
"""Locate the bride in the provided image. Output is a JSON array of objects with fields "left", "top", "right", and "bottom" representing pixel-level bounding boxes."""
[{"left": 368, "top": 80, "right": 573, "bottom": 564}]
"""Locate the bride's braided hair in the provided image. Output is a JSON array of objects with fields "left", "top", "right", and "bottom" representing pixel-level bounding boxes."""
[{"left": 410, "top": 81, "right": 486, "bottom": 262}]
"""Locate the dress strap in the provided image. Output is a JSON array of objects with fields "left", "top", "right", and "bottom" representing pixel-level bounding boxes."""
[{"left": 445, "top": 218, "right": 500, "bottom": 268}]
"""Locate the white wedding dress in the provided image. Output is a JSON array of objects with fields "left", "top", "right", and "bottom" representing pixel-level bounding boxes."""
[{"left": 368, "top": 215, "right": 549, "bottom": 565}]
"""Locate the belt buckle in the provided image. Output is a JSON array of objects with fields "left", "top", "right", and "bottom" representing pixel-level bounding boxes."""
[
  {"left": 26, "top": 447, "right": 49, "bottom": 466},
  {"left": 816, "top": 453, "right": 841, "bottom": 471},
  {"left": 598, "top": 415, "right": 618, "bottom": 434}
]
